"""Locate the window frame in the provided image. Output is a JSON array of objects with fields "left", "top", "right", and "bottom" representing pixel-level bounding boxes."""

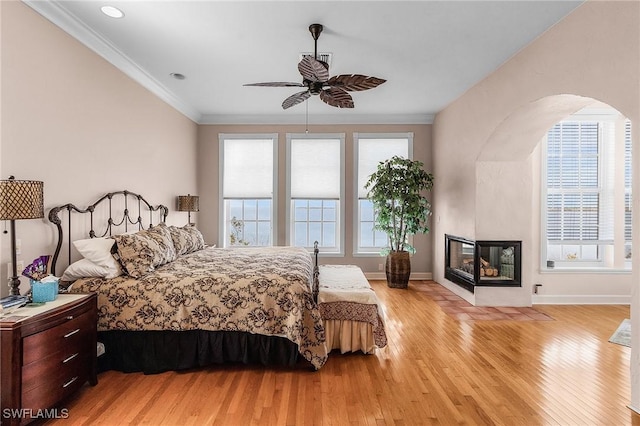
[
  {"left": 353, "top": 132, "right": 414, "bottom": 256},
  {"left": 540, "top": 111, "right": 631, "bottom": 271},
  {"left": 218, "top": 133, "right": 278, "bottom": 248},
  {"left": 285, "top": 133, "right": 345, "bottom": 255}
]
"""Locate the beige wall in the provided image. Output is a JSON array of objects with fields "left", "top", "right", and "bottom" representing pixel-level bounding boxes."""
[
  {"left": 197, "top": 123, "right": 433, "bottom": 275},
  {"left": 432, "top": 0, "right": 639, "bottom": 407},
  {"left": 0, "top": 1, "right": 198, "bottom": 296},
  {"left": 433, "top": 0, "right": 639, "bottom": 303}
]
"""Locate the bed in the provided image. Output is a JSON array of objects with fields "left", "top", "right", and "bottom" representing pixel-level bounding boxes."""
[{"left": 48, "top": 191, "right": 327, "bottom": 373}]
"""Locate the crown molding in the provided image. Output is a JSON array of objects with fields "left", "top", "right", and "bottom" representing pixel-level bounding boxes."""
[
  {"left": 22, "top": 1, "right": 434, "bottom": 127},
  {"left": 200, "top": 113, "right": 435, "bottom": 125},
  {"left": 23, "top": 0, "right": 201, "bottom": 123}
]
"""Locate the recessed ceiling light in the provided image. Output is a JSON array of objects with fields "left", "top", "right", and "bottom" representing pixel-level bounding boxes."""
[
  {"left": 170, "top": 73, "right": 186, "bottom": 80},
  {"left": 100, "top": 6, "right": 124, "bottom": 19}
]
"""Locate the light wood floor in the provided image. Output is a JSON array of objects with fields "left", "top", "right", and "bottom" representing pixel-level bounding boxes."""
[{"left": 47, "top": 280, "right": 640, "bottom": 425}]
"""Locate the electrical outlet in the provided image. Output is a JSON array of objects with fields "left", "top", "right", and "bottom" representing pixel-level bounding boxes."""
[
  {"left": 378, "top": 263, "right": 383, "bottom": 271},
  {"left": 7, "top": 261, "right": 24, "bottom": 279}
]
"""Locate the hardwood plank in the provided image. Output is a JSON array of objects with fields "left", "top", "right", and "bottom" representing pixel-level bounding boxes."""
[{"left": 45, "top": 280, "right": 640, "bottom": 425}]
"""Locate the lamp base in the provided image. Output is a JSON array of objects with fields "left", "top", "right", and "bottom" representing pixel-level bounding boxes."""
[{"left": 9, "top": 276, "right": 21, "bottom": 296}]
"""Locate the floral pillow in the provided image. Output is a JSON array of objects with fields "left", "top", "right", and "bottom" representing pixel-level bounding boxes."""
[
  {"left": 168, "top": 225, "right": 205, "bottom": 256},
  {"left": 114, "top": 223, "right": 177, "bottom": 278}
]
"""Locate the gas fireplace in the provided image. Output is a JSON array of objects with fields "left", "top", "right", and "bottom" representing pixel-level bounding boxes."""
[{"left": 445, "top": 234, "right": 521, "bottom": 293}]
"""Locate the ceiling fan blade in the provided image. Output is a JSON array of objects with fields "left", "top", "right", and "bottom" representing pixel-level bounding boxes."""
[
  {"left": 326, "top": 74, "right": 386, "bottom": 92},
  {"left": 244, "top": 82, "right": 305, "bottom": 87},
  {"left": 282, "top": 90, "right": 311, "bottom": 109},
  {"left": 320, "top": 87, "right": 354, "bottom": 108},
  {"left": 298, "top": 56, "right": 329, "bottom": 83}
]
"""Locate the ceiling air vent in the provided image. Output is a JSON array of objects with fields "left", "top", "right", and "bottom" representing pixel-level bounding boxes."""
[{"left": 299, "top": 52, "right": 332, "bottom": 67}]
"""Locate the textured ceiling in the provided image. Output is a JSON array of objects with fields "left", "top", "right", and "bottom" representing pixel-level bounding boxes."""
[{"left": 25, "top": 0, "right": 583, "bottom": 124}]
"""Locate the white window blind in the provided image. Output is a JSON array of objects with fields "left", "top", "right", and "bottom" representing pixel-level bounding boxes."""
[
  {"left": 625, "top": 120, "right": 633, "bottom": 241},
  {"left": 223, "top": 138, "right": 274, "bottom": 199},
  {"left": 357, "top": 138, "right": 410, "bottom": 198},
  {"left": 290, "top": 138, "right": 341, "bottom": 199},
  {"left": 546, "top": 121, "right": 614, "bottom": 245}
]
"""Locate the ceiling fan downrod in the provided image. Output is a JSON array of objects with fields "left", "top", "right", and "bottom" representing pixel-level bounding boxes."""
[{"left": 309, "top": 23, "right": 323, "bottom": 60}]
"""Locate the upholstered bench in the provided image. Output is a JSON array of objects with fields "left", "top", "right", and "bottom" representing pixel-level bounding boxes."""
[{"left": 317, "top": 265, "right": 387, "bottom": 354}]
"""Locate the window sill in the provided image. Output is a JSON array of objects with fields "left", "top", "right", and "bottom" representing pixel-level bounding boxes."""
[
  {"left": 315, "top": 250, "right": 344, "bottom": 257},
  {"left": 540, "top": 267, "right": 631, "bottom": 274},
  {"left": 352, "top": 252, "right": 386, "bottom": 258}
]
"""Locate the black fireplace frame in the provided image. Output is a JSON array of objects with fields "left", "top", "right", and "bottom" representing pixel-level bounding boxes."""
[{"left": 445, "top": 234, "right": 522, "bottom": 293}]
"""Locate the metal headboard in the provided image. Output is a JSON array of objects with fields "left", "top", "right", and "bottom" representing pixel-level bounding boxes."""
[
  {"left": 313, "top": 240, "right": 319, "bottom": 303},
  {"left": 48, "top": 190, "right": 169, "bottom": 276}
]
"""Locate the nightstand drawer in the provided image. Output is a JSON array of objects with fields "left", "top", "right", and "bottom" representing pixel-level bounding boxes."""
[
  {"left": 22, "top": 335, "right": 91, "bottom": 392},
  {"left": 21, "top": 362, "right": 89, "bottom": 412},
  {"left": 22, "top": 310, "right": 93, "bottom": 365}
]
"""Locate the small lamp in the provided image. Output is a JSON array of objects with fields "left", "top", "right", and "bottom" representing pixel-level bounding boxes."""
[
  {"left": 0, "top": 176, "right": 44, "bottom": 295},
  {"left": 177, "top": 194, "right": 199, "bottom": 226}
]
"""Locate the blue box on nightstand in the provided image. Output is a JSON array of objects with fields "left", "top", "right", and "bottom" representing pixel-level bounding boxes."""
[{"left": 30, "top": 279, "right": 59, "bottom": 302}]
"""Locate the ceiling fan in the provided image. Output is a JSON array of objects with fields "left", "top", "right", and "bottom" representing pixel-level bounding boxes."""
[{"left": 244, "top": 23, "right": 386, "bottom": 110}]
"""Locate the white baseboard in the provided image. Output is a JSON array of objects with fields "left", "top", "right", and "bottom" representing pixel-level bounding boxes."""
[
  {"left": 363, "top": 272, "right": 432, "bottom": 281},
  {"left": 532, "top": 294, "right": 631, "bottom": 305}
]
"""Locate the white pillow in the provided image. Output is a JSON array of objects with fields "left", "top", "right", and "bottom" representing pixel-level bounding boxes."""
[
  {"left": 61, "top": 258, "right": 113, "bottom": 281},
  {"left": 72, "top": 237, "right": 123, "bottom": 279},
  {"left": 73, "top": 237, "right": 119, "bottom": 270}
]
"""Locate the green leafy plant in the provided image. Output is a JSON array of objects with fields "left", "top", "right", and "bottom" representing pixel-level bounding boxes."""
[
  {"left": 229, "top": 216, "right": 250, "bottom": 246},
  {"left": 365, "top": 156, "right": 434, "bottom": 254}
]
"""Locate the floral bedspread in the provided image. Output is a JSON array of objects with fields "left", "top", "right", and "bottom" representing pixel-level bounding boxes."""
[{"left": 70, "top": 246, "right": 328, "bottom": 369}]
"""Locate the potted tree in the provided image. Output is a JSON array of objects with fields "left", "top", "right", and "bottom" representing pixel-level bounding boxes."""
[{"left": 365, "top": 156, "right": 434, "bottom": 288}]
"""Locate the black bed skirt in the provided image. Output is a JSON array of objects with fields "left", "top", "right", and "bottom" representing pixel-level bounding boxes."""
[{"left": 97, "top": 330, "right": 301, "bottom": 374}]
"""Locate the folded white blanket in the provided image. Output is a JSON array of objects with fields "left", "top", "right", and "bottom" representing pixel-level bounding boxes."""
[{"left": 318, "top": 265, "right": 379, "bottom": 305}]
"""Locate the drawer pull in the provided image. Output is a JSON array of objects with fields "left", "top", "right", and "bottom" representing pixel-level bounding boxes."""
[
  {"left": 62, "top": 376, "right": 78, "bottom": 388},
  {"left": 63, "top": 353, "right": 79, "bottom": 364},
  {"left": 66, "top": 315, "right": 74, "bottom": 320},
  {"left": 63, "top": 328, "right": 80, "bottom": 338}
]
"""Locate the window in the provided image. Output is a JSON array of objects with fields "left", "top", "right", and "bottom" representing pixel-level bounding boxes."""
[
  {"left": 219, "top": 134, "right": 277, "bottom": 247},
  {"left": 625, "top": 120, "right": 633, "bottom": 260},
  {"left": 542, "top": 111, "right": 631, "bottom": 269},
  {"left": 287, "top": 134, "right": 344, "bottom": 253},
  {"left": 354, "top": 133, "right": 412, "bottom": 254}
]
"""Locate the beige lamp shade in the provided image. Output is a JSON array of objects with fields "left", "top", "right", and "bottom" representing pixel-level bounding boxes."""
[
  {"left": 177, "top": 195, "right": 199, "bottom": 212},
  {"left": 0, "top": 178, "right": 44, "bottom": 220}
]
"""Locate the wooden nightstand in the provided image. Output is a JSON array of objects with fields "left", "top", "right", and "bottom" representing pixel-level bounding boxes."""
[{"left": 1, "top": 293, "right": 97, "bottom": 425}]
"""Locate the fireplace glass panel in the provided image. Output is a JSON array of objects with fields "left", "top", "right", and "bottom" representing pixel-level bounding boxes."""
[
  {"left": 449, "top": 238, "right": 475, "bottom": 280},
  {"left": 475, "top": 240, "right": 521, "bottom": 286},
  {"left": 444, "top": 235, "right": 476, "bottom": 292}
]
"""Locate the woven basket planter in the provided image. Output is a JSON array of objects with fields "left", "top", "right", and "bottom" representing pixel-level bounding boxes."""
[{"left": 385, "top": 251, "right": 411, "bottom": 289}]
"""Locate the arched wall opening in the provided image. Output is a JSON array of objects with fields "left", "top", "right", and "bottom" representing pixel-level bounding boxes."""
[{"left": 472, "top": 94, "right": 632, "bottom": 307}]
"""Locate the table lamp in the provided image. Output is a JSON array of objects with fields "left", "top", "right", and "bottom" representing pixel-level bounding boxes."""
[
  {"left": 177, "top": 194, "right": 199, "bottom": 226},
  {"left": 0, "top": 176, "right": 44, "bottom": 295}
]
